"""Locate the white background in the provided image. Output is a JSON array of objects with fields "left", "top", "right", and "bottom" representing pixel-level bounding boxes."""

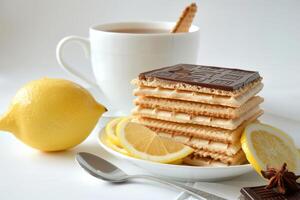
[
  {"left": 0, "top": 1, "right": 300, "bottom": 199},
  {"left": 1, "top": 0, "right": 300, "bottom": 119}
]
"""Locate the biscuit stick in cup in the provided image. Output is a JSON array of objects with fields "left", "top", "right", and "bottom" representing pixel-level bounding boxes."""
[{"left": 171, "top": 3, "right": 197, "bottom": 33}]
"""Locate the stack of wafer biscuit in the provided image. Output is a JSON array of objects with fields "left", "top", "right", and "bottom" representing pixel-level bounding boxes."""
[{"left": 131, "top": 64, "right": 264, "bottom": 166}]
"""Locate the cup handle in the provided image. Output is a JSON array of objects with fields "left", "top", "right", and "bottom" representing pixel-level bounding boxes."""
[{"left": 56, "top": 36, "right": 97, "bottom": 87}]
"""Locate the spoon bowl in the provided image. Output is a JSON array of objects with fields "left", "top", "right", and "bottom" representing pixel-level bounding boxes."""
[{"left": 76, "top": 152, "right": 128, "bottom": 182}]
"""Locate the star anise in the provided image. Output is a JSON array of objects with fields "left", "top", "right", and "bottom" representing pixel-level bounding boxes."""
[{"left": 261, "top": 163, "right": 300, "bottom": 194}]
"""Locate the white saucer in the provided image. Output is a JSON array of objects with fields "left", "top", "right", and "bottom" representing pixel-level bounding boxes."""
[{"left": 98, "top": 129, "right": 253, "bottom": 182}]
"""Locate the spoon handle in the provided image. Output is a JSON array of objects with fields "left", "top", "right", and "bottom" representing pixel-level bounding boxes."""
[{"left": 130, "top": 174, "right": 226, "bottom": 200}]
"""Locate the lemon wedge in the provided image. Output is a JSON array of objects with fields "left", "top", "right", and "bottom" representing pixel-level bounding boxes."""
[
  {"left": 116, "top": 118, "right": 193, "bottom": 163},
  {"left": 105, "top": 117, "right": 123, "bottom": 147},
  {"left": 241, "top": 122, "right": 300, "bottom": 174}
]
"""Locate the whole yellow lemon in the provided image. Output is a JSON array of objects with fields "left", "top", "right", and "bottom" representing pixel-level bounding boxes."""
[{"left": 0, "top": 78, "right": 107, "bottom": 151}]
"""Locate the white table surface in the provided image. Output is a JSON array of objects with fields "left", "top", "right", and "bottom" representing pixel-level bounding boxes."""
[
  {"left": 1, "top": 1, "right": 300, "bottom": 199},
  {"left": 1, "top": 80, "right": 300, "bottom": 200}
]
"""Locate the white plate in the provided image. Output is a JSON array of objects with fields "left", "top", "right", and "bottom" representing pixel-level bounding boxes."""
[{"left": 98, "top": 128, "right": 253, "bottom": 182}]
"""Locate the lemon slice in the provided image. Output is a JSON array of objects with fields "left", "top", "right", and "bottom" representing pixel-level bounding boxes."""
[
  {"left": 116, "top": 118, "right": 193, "bottom": 163},
  {"left": 169, "top": 159, "right": 183, "bottom": 165},
  {"left": 105, "top": 117, "right": 123, "bottom": 147},
  {"left": 101, "top": 133, "right": 130, "bottom": 156},
  {"left": 241, "top": 122, "right": 300, "bottom": 174}
]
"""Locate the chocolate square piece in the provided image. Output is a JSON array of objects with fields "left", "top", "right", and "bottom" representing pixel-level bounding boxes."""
[
  {"left": 139, "top": 64, "right": 260, "bottom": 91},
  {"left": 240, "top": 186, "right": 300, "bottom": 200}
]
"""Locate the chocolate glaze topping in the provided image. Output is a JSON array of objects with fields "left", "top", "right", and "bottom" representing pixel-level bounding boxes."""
[
  {"left": 139, "top": 64, "right": 261, "bottom": 91},
  {"left": 240, "top": 185, "right": 300, "bottom": 200}
]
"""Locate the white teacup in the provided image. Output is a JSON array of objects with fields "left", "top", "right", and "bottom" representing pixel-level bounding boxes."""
[{"left": 56, "top": 21, "right": 200, "bottom": 115}]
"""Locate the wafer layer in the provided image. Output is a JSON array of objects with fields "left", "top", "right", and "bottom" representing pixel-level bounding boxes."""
[
  {"left": 156, "top": 131, "right": 241, "bottom": 156},
  {"left": 133, "top": 105, "right": 261, "bottom": 130},
  {"left": 133, "top": 83, "right": 263, "bottom": 107},
  {"left": 132, "top": 78, "right": 262, "bottom": 97},
  {"left": 158, "top": 133, "right": 246, "bottom": 163},
  {"left": 183, "top": 152, "right": 247, "bottom": 166},
  {"left": 134, "top": 110, "right": 262, "bottom": 144},
  {"left": 183, "top": 156, "right": 229, "bottom": 167},
  {"left": 134, "top": 96, "right": 263, "bottom": 119},
  {"left": 157, "top": 131, "right": 246, "bottom": 165},
  {"left": 193, "top": 149, "right": 246, "bottom": 164}
]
